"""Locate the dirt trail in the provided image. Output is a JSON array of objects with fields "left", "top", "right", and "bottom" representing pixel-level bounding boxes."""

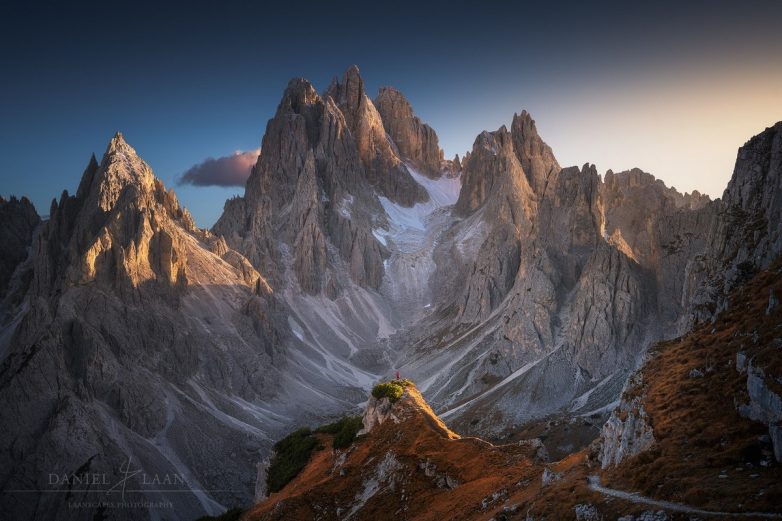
[{"left": 587, "top": 476, "right": 782, "bottom": 519}]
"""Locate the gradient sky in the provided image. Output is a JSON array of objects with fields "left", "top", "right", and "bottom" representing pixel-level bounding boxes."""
[{"left": 1, "top": 0, "right": 780, "bottom": 227}]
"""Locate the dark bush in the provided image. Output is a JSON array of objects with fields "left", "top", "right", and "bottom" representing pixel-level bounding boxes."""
[
  {"left": 266, "top": 427, "right": 322, "bottom": 493},
  {"left": 372, "top": 382, "right": 404, "bottom": 402},
  {"left": 316, "top": 416, "right": 363, "bottom": 449},
  {"left": 371, "top": 379, "right": 412, "bottom": 402}
]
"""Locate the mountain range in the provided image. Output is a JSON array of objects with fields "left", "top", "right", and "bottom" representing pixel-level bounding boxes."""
[{"left": 0, "top": 65, "right": 780, "bottom": 521}]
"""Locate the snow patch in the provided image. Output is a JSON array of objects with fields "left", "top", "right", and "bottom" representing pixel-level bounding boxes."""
[
  {"left": 337, "top": 194, "right": 354, "bottom": 219},
  {"left": 287, "top": 315, "right": 305, "bottom": 341},
  {"left": 376, "top": 165, "right": 461, "bottom": 322},
  {"left": 372, "top": 229, "right": 388, "bottom": 247}
]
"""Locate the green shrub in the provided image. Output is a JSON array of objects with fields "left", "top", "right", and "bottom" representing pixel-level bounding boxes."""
[
  {"left": 266, "top": 427, "right": 322, "bottom": 493},
  {"left": 316, "top": 415, "right": 363, "bottom": 449},
  {"left": 372, "top": 379, "right": 412, "bottom": 402}
]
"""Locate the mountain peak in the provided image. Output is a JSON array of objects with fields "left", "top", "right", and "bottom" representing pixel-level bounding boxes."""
[
  {"left": 324, "top": 65, "right": 366, "bottom": 111},
  {"left": 79, "top": 132, "right": 156, "bottom": 213},
  {"left": 344, "top": 63, "right": 361, "bottom": 80},
  {"left": 103, "top": 130, "right": 138, "bottom": 159},
  {"left": 510, "top": 109, "right": 560, "bottom": 197},
  {"left": 322, "top": 65, "right": 429, "bottom": 206},
  {"left": 455, "top": 124, "right": 537, "bottom": 219},
  {"left": 375, "top": 86, "right": 444, "bottom": 177},
  {"left": 75, "top": 153, "right": 100, "bottom": 199},
  {"left": 105, "top": 131, "right": 131, "bottom": 156},
  {"left": 280, "top": 78, "right": 321, "bottom": 115}
]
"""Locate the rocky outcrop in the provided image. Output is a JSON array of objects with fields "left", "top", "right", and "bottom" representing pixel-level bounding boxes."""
[
  {"left": 737, "top": 360, "right": 782, "bottom": 462},
  {"left": 244, "top": 385, "right": 558, "bottom": 521},
  {"left": 357, "top": 395, "right": 395, "bottom": 435},
  {"left": 375, "top": 86, "right": 443, "bottom": 178},
  {"left": 599, "top": 394, "right": 655, "bottom": 468}
]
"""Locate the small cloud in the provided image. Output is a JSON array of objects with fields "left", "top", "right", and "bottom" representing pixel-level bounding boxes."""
[{"left": 177, "top": 149, "right": 260, "bottom": 187}]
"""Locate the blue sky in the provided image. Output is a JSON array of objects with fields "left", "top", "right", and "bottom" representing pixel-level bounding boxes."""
[{"left": 1, "top": 0, "right": 780, "bottom": 227}]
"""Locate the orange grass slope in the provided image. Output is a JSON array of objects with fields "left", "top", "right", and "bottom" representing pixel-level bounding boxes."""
[
  {"left": 601, "top": 259, "right": 782, "bottom": 515},
  {"left": 243, "top": 385, "right": 549, "bottom": 521}
]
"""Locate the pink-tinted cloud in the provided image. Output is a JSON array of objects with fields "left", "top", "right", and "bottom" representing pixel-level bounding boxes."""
[{"left": 177, "top": 149, "right": 260, "bottom": 187}]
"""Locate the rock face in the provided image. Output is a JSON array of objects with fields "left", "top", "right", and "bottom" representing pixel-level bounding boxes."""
[
  {"left": 357, "top": 395, "right": 395, "bottom": 436},
  {"left": 375, "top": 86, "right": 443, "bottom": 178},
  {"left": 510, "top": 110, "right": 560, "bottom": 198},
  {"left": 601, "top": 167, "right": 711, "bottom": 267},
  {"left": 214, "top": 74, "right": 388, "bottom": 296},
  {"left": 0, "top": 195, "right": 39, "bottom": 301},
  {"left": 705, "top": 122, "right": 782, "bottom": 298},
  {"left": 599, "top": 394, "right": 655, "bottom": 468},
  {"left": 326, "top": 65, "right": 428, "bottom": 206},
  {"left": 719, "top": 121, "right": 782, "bottom": 268},
  {"left": 738, "top": 360, "right": 782, "bottom": 462}
]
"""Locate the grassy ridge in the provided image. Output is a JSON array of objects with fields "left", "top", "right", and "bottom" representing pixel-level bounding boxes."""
[{"left": 267, "top": 415, "right": 365, "bottom": 493}]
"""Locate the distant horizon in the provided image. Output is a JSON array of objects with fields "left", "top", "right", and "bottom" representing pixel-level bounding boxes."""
[{"left": 2, "top": 0, "right": 781, "bottom": 227}]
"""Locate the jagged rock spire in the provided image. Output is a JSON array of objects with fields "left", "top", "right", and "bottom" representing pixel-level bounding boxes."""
[
  {"left": 455, "top": 125, "right": 536, "bottom": 221},
  {"left": 325, "top": 65, "right": 428, "bottom": 206},
  {"left": 510, "top": 110, "right": 560, "bottom": 198},
  {"left": 85, "top": 131, "right": 155, "bottom": 213},
  {"left": 375, "top": 86, "right": 444, "bottom": 178},
  {"left": 75, "top": 153, "right": 99, "bottom": 199}
]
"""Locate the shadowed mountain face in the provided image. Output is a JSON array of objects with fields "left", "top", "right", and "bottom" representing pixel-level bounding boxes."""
[
  {"left": 0, "top": 64, "right": 780, "bottom": 520},
  {"left": 0, "top": 195, "right": 40, "bottom": 302}
]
